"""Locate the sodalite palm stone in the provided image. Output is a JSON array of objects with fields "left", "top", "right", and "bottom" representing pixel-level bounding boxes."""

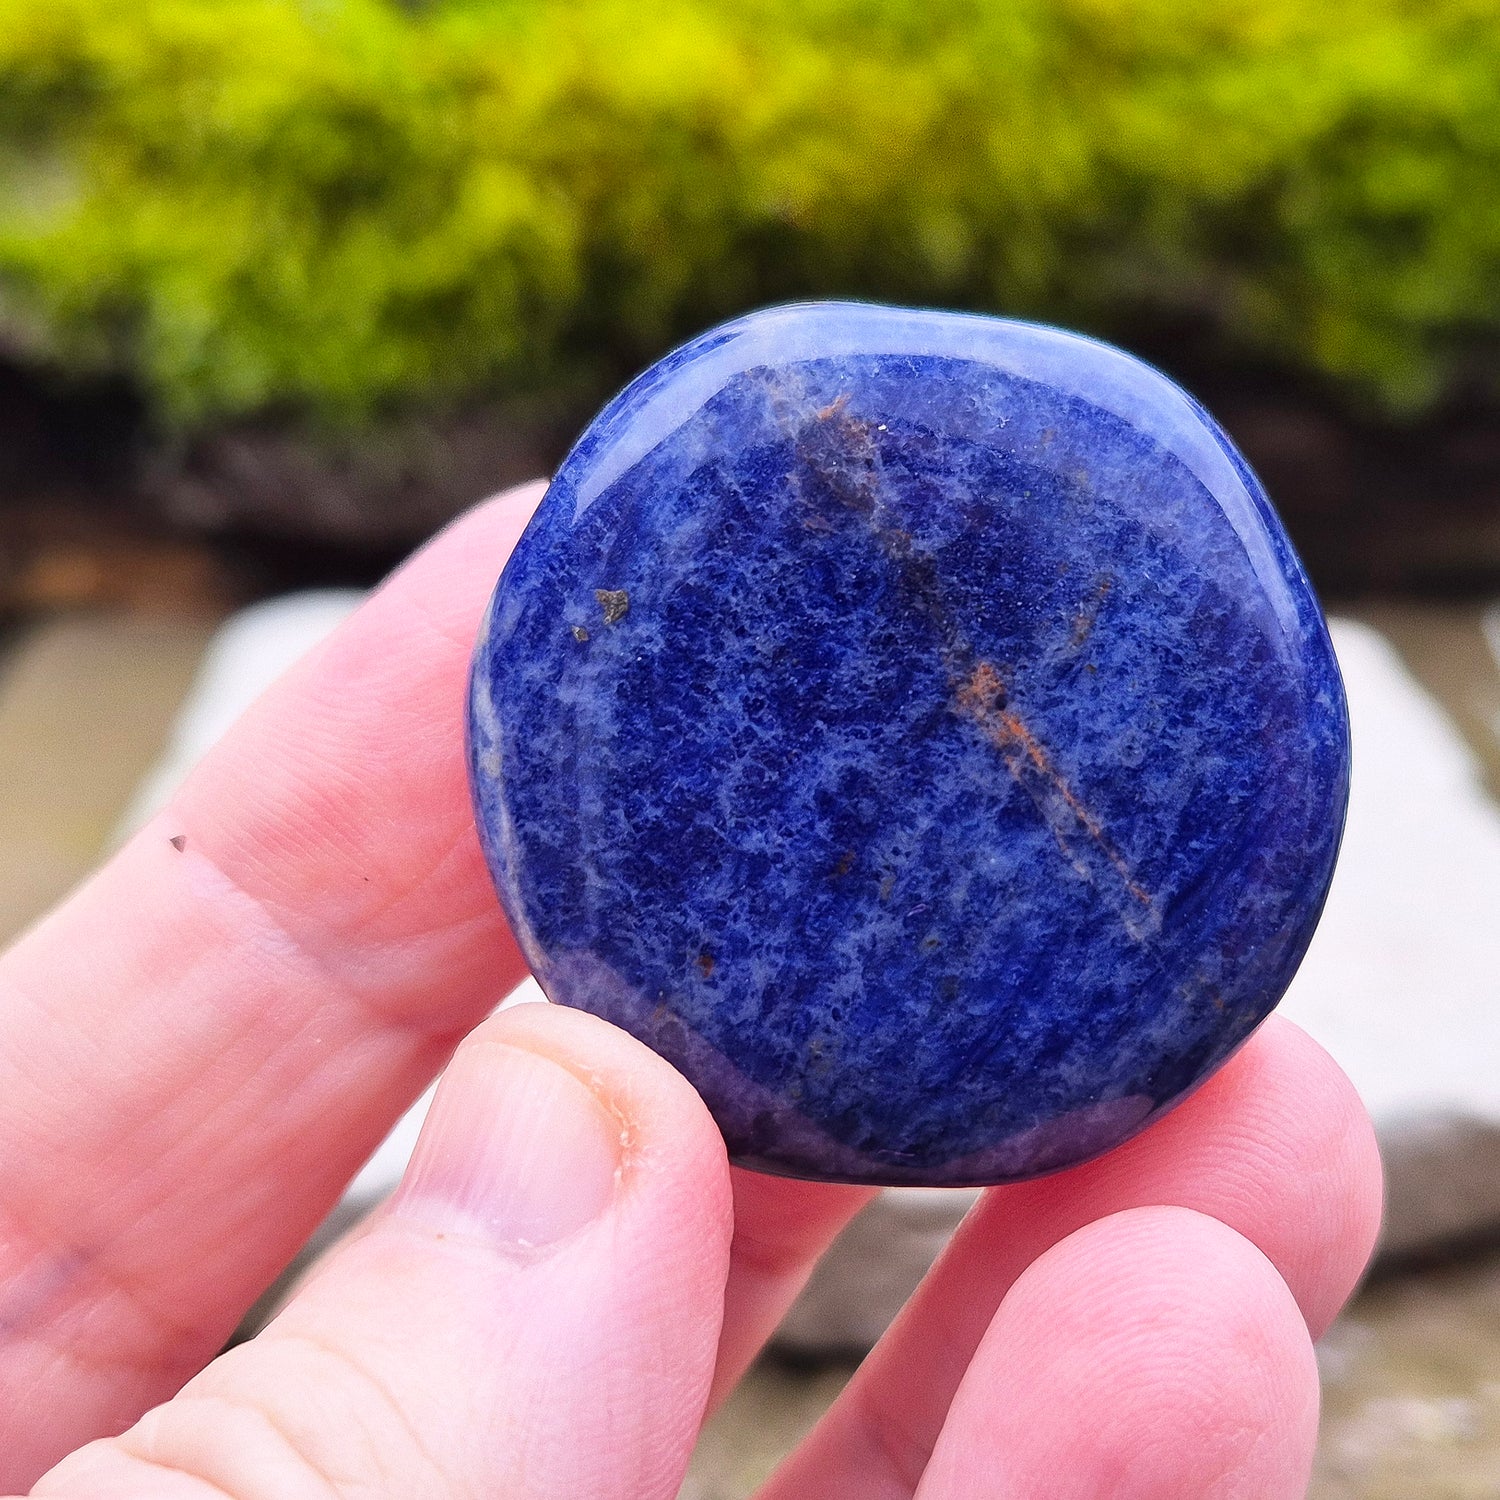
[{"left": 468, "top": 302, "right": 1349, "bottom": 1186}]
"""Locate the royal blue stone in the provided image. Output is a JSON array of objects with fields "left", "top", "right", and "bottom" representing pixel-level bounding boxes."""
[{"left": 468, "top": 302, "right": 1349, "bottom": 1186}]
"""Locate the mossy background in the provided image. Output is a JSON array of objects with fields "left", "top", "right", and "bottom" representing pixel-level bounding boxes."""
[{"left": 1, "top": 0, "right": 1498, "bottom": 439}]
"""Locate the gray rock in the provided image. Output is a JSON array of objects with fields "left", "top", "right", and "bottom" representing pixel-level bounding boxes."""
[
  {"left": 1279, "top": 620, "right": 1500, "bottom": 1245},
  {"left": 773, "top": 1187, "right": 980, "bottom": 1356}
]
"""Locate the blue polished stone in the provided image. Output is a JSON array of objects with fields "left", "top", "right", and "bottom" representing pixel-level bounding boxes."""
[{"left": 468, "top": 302, "right": 1349, "bottom": 1186}]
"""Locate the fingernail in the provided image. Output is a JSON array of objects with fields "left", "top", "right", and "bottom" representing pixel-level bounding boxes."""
[{"left": 391, "top": 1043, "right": 622, "bottom": 1255}]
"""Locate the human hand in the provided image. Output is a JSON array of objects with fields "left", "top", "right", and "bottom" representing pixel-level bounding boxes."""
[{"left": 0, "top": 484, "right": 1382, "bottom": 1498}]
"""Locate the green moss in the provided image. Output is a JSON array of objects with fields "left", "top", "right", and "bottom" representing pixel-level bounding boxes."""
[{"left": 1, "top": 0, "right": 1497, "bottom": 428}]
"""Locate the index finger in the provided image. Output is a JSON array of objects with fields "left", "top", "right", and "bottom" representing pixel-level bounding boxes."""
[{"left": 0, "top": 485, "right": 546, "bottom": 1483}]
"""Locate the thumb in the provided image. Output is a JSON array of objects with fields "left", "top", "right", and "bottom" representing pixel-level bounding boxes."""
[{"left": 28, "top": 1004, "right": 735, "bottom": 1499}]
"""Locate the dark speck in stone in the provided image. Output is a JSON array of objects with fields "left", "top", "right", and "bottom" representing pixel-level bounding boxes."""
[{"left": 467, "top": 301, "right": 1350, "bottom": 1187}]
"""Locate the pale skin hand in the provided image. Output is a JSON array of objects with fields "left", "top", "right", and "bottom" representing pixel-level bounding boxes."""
[{"left": 0, "top": 483, "right": 1383, "bottom": 1499}]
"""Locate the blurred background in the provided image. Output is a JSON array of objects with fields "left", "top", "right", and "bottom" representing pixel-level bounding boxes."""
[{"left": 2, "top": 2, "right": 1500, "bottom": 1495}]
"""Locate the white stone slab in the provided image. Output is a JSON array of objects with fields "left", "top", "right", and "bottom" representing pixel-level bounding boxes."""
[
  {"left": 1280, "top": 620, "right": 1500, "bottom": 1254},
  {"left": 1283, "top": 620, "right": 1500, "bottom": 1132}
]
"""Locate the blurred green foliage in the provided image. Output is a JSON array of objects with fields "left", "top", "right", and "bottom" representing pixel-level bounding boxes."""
[{"left": 0, "top": 0, "right": 1497, "bottom": 429}]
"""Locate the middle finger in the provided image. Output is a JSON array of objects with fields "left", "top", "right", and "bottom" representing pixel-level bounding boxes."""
[{"left": 760, "top": 1015, "right": 1381, "bottom": 1500}]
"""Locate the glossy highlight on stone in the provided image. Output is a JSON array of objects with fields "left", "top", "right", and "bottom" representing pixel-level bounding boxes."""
[{"left": 468, "top": 302, "right": 1350, "bottom": 1186}]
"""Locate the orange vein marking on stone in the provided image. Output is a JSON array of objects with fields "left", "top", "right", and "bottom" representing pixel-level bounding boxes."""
[{"left": 957, "top": 661, "right": 1153, "bottom": 909}]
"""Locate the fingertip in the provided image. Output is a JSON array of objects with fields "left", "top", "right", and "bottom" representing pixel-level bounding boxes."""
[
  {"left": 390, "top": 1033, "right": 625, "bottom": 1256},
  {"left": 999, "top": 1205, "right": 1318, "bottom": 1389},
  {"left": 469, "top": 1001, "right": 735, "bottom": 1229},
  {"left": 924, "top": 1206, "right": 1319, "bottom": 1500},
  {"left": 1008, "top": 1011, "right": 1384, "bottom": 1339},
  {"left": 1143, "top": 1014, "right": 1385, "bottom": 1334},
  {"left": 1240, "top": 1017, "right": 1384, "bottom": 1328}
]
